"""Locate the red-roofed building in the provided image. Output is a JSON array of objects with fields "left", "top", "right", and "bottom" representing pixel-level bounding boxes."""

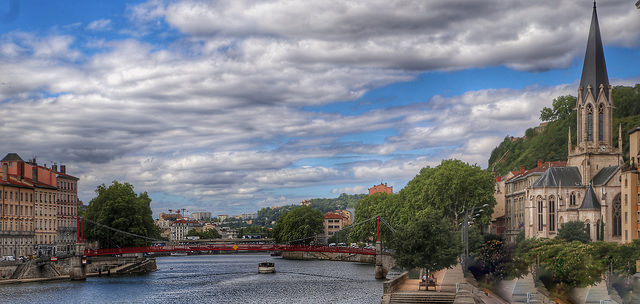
[{"left": 368, "top": 183, "right": 392, "bottom": 195}]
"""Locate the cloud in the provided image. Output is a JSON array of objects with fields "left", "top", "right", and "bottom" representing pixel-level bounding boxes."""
[
  {"left": 86, "top": 19, "right": 112, "bottom": 31},
  {"left": 1, "top": 0, "right": 638, "bottom": 215}
]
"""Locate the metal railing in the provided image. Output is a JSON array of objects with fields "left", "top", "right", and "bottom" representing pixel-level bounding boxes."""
[{"left": 84, "top": 244, "right": 377, "bottom": 256}]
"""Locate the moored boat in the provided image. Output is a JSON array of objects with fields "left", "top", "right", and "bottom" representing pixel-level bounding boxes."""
[{"left": 258, "top": 261, "right": 275, "bottom": 273}]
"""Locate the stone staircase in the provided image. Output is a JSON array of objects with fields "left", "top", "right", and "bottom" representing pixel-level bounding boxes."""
[
  {"left": 571, "top": 281, "right": 618, "bottom": 304},
  {"left": 389, "top": 292, "right": 456, "bottom": 304}
]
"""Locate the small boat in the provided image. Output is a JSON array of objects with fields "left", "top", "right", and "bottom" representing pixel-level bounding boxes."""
[
  {"left": 258, "top": 261, "right": 275, "bottom": 273},
  {"left": 170, "top": 251, "right": 188, "bottom": 256},
  {"left": 270, "top": 251, "right": 282, "bottom": 257}
]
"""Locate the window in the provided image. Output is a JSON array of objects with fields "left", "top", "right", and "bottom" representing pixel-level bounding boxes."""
[
  {"left": 537, "top": 199, "right": 544, "bottom": 231},
  {"left": 598, "top": 104, "right": 604, "bottom": 142},
  {"left": 587, "top": 104, "right": 594, "bottom": 142},
  {"left": 613, "top": 195, "right": 622, "bottom": 237},
  {"left": 548, "top": 197, "right": 556, "bottom": 231}
]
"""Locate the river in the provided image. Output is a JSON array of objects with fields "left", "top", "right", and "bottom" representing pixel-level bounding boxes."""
[{"left": 0, "top": 254, "right": 387, "bottom": 303}]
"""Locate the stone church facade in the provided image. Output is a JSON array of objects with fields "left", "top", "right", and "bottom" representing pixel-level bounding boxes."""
[{"left": 522, "top": 3, "right": 627, "bottom": 242}]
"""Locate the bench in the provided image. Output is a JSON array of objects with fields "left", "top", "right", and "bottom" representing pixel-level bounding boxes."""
[{"left": 419, "top": 278, "right": 437, "bottom": 291}]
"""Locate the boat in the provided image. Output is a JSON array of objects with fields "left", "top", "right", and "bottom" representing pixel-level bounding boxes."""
[
  {"left": 270, "top": 251, "right": 282, "bottom": 257},
  {"left": 258, "top": 261, "right": 275, "bottom": 273},
  {"left": 170, "top": 251, "right": 188, "bottom": 256}
]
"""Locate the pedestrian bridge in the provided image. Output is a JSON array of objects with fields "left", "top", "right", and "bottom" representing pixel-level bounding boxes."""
[{"left": 83, "top": 244, "right": 376, "bottom": 256}]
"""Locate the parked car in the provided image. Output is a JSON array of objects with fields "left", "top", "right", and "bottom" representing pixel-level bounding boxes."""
[{"left": 328, "top": 243, "right": 336, "bottom": 247}]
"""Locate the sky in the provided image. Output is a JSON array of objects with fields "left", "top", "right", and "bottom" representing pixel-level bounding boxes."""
[{"left": 1, "top": 0, "right": 639, "bottom": 218}]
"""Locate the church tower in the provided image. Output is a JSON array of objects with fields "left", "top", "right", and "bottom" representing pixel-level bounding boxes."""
[{"left": 568, "top": 1, "right": 622, "bottom": 184}]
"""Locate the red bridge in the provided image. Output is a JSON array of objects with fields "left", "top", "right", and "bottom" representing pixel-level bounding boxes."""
[{"left": 83, "top": 244, "right": 376, "bottom": 256}]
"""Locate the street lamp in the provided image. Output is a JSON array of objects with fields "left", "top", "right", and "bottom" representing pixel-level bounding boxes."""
[{"left": 461, "top": 203, "right": 488, "bottom": 271}]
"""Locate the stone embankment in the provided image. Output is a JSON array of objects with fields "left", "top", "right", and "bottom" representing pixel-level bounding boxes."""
[{"left": 0, "top": 255, "right": 156, "bottom": 284}]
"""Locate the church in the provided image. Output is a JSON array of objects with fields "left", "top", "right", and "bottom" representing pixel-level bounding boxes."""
[{"left": 520, "top": 3, "right": 630, "bottom": 242}]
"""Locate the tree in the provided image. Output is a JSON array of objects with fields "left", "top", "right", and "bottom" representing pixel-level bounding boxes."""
[
  {"left": 401, "top": 159, "right": 496, "bottom": 225},
  {"left": 85, "top": 181, "right": 160, "bottom": 248},
  {"left": 557, "top": 221, "right": 591, "bottom": 243},
  {"left": 349, "top": 192, "right": 399, "bottom": 243},
  {"left": 390, "top": 208, "right": 462, "bottom": 273},
  {"left": 540, "top": 95, "right": 576, "bottom": 122},
  {"left": 273, "top": 206, "right": 323, "bottom": 244},
  {"left": 187, "top": 228, "right": 221, "bottom": 239}
]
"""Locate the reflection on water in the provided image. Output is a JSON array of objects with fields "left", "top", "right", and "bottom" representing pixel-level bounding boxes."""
[{"left": 0, "top": 254, "right": 385, "bottom": 303}]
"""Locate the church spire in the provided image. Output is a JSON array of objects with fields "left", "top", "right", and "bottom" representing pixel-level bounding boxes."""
[{"left": 579, "top": 1, "right": 609, "bottom": 102}]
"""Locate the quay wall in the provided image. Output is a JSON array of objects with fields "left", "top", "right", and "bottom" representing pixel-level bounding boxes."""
[{"left": 282, "top": 251, "right": 376, "bottom": 263}]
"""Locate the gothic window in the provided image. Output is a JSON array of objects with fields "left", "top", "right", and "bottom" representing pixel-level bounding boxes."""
[
  {"left": 598, "top": 104, "right": 604, "bottom": 142},
  {"left": 569, "top": 192, "right": 576, "bottom": 206},
  {"left": 537, "top": 199, "right": 544, "bottom": 231},
  {"left": 587, "top": 104, "right": 594, "bottom": 142},
  {"left": 548, "top": 196, "right": 556, "bottom": 231},
  {"left": 586, "top": 221, "right": 591, "bottom": 238},
  {"left": 613, "top": 194, "right": 622, "bottom": 237}
]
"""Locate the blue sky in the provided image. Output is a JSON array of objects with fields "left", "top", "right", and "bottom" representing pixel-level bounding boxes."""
[{"left": 1, "top": 0, "right": 639, "bottom": 217}]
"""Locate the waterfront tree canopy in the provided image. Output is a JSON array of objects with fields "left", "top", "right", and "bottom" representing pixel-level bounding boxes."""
[
  {"left": 273, "top": 206, "right": 323, "bottom": 245},
  {"left": 187, "top": 228, "right": 221, "bottom": 239},
  {"left": 390, "top": 208, "right": 462, "bottom": 273},
  {"left": 350, "top": 159, "right": 496, "bottom": 245},
  {"left": 84, "top": 181, "right": 160, "bottom": 248}
]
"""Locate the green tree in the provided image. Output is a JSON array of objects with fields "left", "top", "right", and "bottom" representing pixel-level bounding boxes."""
[
  {"left": 85, "top": 181, "right": 160, "bottom": 248},
  {"left": 557, "top": 221, "right": 591, "bottom": 243},
  {"left": 186, "top": 228, "right": 221, "bottom": 239},
  {"left": 540, "top": 95, "right": 576, "bottom": 122},
  {"left": 390, "top": 208, "right": 462, "bottom": 273},
  {"left": 349, "top": 193, "right": 399, "bottom": 243},
  {"left": 402, "top": 159, "right": 496, "bottom": 225},
  {"left": 273, "top": 206, "right": 323, "bottom": 244}
]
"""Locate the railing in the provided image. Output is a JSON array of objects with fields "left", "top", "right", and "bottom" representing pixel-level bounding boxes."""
[{"left": 84, "top": 244, "right": 377, "bottom": 256}]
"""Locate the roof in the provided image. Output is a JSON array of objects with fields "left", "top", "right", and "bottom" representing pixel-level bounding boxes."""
[
  {"left": 324, "top": 213, "right": 343, "bottom": 219},
  {"left": 579, "top": 2, "right": 609, "bottom": 101},
  {"left": 592, "top": 166, "right": 619, "bottom": 186},
  {"left": 532, "top": 167, "right": 582, "bottom": 188},
  {"left": 506, "top": 161, "right": 568, "bottom": 183},
  {"left": 56, "top": 172, "right": 79, "bottom": 180},
  {"left": 579, "top": 184, "right": 601, "bottom": 210},
  {"left": 1, "top": 153, "right": 24, "bottom": 162},
  {"left": 0, "top": 177, "right": 34, "bottom": 189},
  {"left": 628, "top": 127, "right": 640, "bottom": 135}
]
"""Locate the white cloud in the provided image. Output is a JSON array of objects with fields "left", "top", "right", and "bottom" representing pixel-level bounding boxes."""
[{"left": 86, "top": 19, "right": 112, "bottom": 31}]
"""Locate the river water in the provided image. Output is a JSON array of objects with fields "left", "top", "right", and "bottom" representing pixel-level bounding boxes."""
[{"left": 0, "top": 254, "right": 386, "bottom": 303}]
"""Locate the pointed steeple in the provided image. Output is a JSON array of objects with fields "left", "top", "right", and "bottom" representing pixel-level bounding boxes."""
[{"left": 579, "top": 1, "right": 609, "bottom": 102}]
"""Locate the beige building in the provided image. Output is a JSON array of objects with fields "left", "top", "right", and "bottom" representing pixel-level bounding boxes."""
[
  {"left": 323, "top": 212, "right": 347, "bottom": 243},
  {"left": 0, "top": 173, "right": 35, "bottom": 257},
  {"left": 525, "top": 4, "right": 623, "bottom": 242},
  {"left": 621, "top": 128, "right": 640, "bottom": 243}
]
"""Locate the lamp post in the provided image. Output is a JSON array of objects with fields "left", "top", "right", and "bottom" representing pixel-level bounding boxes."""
[{"left": 461, "top": 203, "right": 488, "bottom": 271}]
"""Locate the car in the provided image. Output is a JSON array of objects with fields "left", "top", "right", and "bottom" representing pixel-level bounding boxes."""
[
  {"left": 337, "top": 243, "right": 347, "bottom": 247},
  {"left": 328, "top": 243, "right": 336, "bottom": 246}
]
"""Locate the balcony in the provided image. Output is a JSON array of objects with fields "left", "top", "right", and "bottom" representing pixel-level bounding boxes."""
[{"left": 0, "top": 230, "right": 35, "bottom": 237}]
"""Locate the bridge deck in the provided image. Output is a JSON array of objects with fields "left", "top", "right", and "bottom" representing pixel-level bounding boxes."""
[{"left": 84, "top": 244, "right": 376, "bottom": 256}]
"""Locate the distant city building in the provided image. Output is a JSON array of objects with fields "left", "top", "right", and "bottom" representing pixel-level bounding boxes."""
[
  {"left": 170, "top": 220, "right": 201, "bottom": 241},
  {"left": 241, "top": 213, "right": 257, "bottom": 220},
  {"left": 323, "top": 212, "right": 348, "bottom": 244},
  {"left": 299, "top": 200, "right": 311, "bottom": 206},
  {"left": 217, "top": 215, "right": 228, "bottom": 222},
  {"left": 190, "top": 212, "right": 211, "bottom": 221},
  {"left": 368, "top": 183, "right": 392, "bottom": 195}
]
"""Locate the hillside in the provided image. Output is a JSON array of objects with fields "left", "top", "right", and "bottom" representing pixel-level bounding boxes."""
[
  {"left": 254, "top": 193, "right": 366, "bottom": 226},
  {"left": 489, "top": 85, "right": 640, "bottom": 175}
]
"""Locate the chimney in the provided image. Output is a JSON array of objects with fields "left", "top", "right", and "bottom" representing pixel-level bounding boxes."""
[
  {"left": 52, "top": 164, "right": 57, "bottom": 172},
  {"left": 520, "top": 166, "right": 525, "bottom": 175},
  {"left": 537, "top": 159, "right": 543, "bottom": 167},
  {"left": 2, "top": 164, "right": 7, "bottom": 180},
  {"left": 61, "top": 165, "right": 66, "bottom": 174},
  {"left": 18, "top": 161, "right": 24, "bottom": 180},
  {"left": 32, "top": 167, "right": 38, "bottom": 182}
]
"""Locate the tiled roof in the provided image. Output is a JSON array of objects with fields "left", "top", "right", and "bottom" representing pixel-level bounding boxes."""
[
  {"left": 592, "top": 166, "right": 619, "bottom": 186},
  {"left": 1, "top": 153, "right": 24, "bottom": 162},
  {"left": 579, "top": 184, "right": 601, "bottom": 210},
  {"left": 324, "top": 213, "right": 342, "bottom": 219},
  {"left": 532, "top": 167, "right": 582, "bottom": 188}
]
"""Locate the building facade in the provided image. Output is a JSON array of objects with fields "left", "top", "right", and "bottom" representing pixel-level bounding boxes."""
[
  {"left": 56, "top": 166, "right": 79, "bottom": 254},
  {"left": 621, "top": 128, "right": 640, "bottom": 243},
  {"left": 524, "top": 4, "right": 624, "bottom": 242},
  {"left": 323, "top": 212, "right": 347, "bottom": 242},
  {"left": 368, "top": 183, "right": 393, "bottom": 195},
  {"left": 170, "top": 220, "right": 201, "bottom": 241}
]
